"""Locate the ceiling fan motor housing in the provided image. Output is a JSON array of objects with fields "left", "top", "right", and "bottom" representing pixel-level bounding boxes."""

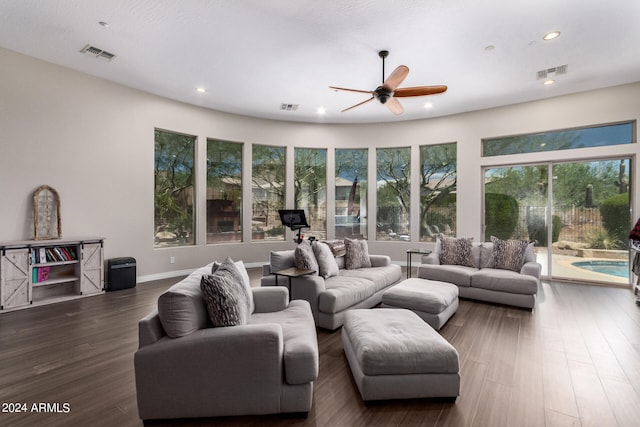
[{"left": 375, "top": 86, "right": 392, "bottom": 104}]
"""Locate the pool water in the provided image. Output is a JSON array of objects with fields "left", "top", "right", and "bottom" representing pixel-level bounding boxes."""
[{"left": 572, "top": 260, "right": 629, "bottom": 278}]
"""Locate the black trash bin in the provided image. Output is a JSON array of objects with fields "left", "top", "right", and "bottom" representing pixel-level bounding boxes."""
[{"left": 107, "top": 257, "right": 136, "bottom": 291}]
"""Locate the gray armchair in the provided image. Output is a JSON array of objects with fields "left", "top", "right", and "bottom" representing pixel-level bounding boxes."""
[{"left": 134, "top": 267, "right": 319, "bottom": 421}]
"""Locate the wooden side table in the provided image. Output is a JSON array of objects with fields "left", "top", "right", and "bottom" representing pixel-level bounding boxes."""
[
  {"left": 272, "top": 267, "right": 315, "bottom": 299},
  {"left": 406, "top": 249, "right": 433, "bottom": 279}
]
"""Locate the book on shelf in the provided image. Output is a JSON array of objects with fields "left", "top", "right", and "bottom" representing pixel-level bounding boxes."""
[
  {"left": 32, "top": 266, "right": 51, "bottom": 283},
  {"left": 37, "top": 266, "right": 51, "bottom": 282}
]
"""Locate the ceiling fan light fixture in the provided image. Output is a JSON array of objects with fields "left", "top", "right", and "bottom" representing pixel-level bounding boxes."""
[{"left": 543, "top": 31, "right": 561, "bottom": 41}]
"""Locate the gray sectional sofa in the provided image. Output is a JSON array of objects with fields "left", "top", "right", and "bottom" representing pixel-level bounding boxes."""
[
  {"left": 135, "top": 263, "right": 319, "bottom": 421},
  {"left": 418, "top": 240, "right": 541, "bottom": 309},
  {"left": 261, "top": 245, "right": 402, "bottom": 330}
]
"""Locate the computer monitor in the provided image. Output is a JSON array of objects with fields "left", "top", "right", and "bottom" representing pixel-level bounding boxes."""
[
  {"left": 278, "top": 209, "right": 309, "bottom": 243},
  {"left": 278, "top": 209, "right": 309, "bottom": 229}
]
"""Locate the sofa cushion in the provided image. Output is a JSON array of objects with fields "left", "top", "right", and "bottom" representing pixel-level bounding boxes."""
[
  {"left": 439, "top": 237, "right": 475, "bottom": 267},
  {"left": 294, "top": 240, "right": 319, "bottom": 274},
  {"left": 325, "top": 239, "right": 347, "bottom": 257},
  {"left": 157, "top": 265, "right": 212, "bottom": 338},
  {"left": 472, "top": 268, "right": 538, "bottom": 295},
  {"left": 312, "top": 241, "right": 339, "bottom": 278},
  {"left": 488, "top": 236, "right": 531, "bottom": 272},
  {"left": 319, "top": 275, "right": 376, "bottom": 313},
  {"left": 213, "top": 259, "right": 255, "bottom": 314},
  {"left": 249, "top": 300, "right": 319, "bottom": 385},
  {"left": 344, "top": 238, "right": 372, "bottom": 270},
  {"left": 418, "top": 263, "right": 476, "bottom": 287},
  {"left": 270, "top": 250, "right": 295, "bottom": 273},
  {"left": 339, "top": 264, "right": 402, "bottom": 293},
  {"left": 201, "top": 258, "right": 252, "bottom": 327}
]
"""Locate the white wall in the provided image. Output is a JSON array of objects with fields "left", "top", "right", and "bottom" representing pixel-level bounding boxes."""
[{"left": 1, "top": 47, "right": 638, "bottom": 280}]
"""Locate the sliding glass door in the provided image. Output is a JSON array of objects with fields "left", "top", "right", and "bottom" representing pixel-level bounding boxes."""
[
  {"left": 484, "top": 158, "right": 631, "bottom": 285},
  {"left": 484, "top": 164, "right": 549, "bottom": 276},
  {"left": 551, "top": 159, "right": 630, "bottom": 284}
]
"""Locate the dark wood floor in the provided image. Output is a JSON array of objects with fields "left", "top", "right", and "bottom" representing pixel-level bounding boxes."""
[{"left": 1, "top": 268, "right": 639, "bottom": 427}]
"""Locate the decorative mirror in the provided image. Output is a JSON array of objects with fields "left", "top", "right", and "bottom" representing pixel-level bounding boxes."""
[{"left": 33, "top": 185, "right": 61, "bottom": 240}]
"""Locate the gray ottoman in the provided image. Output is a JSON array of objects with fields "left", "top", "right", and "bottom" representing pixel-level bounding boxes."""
[
  {"left": 381, "top": 278, "right": 459, "bottom": 330},
  {"left": 342, "top": 309, "right": 460, "bottom": 402}
]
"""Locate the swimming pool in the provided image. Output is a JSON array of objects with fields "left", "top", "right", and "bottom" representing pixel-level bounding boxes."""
[{"left": 571, "top": 260, "right": 629, "bottom": 278}]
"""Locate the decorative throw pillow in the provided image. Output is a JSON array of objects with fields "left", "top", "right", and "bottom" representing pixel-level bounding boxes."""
[
  {"left": 489, "top": 236, "right": 530, "bottom": 272},
  {"left": 439, "top": 237, "right": 475, "bottom": 267},
  {"left": 211, "top": 258, "right": 256, "bottom": 314},
  {"left": 312, "top": 241, "right": 340, "bottom": 278},
  {"left": 324, "top": 240, "right": 347, "bottom": 257},
  {"left": 294, "top": 240, "right": 319, "bottom": 273},
  {"left": 344, "top": 238, "right": 372, "bottom": 270},
  {"left": 211, "top": 257, "right": 253, "bottom": 313},
  {"left": 200, "top": 266, "right": 250, "bottom": 327}
]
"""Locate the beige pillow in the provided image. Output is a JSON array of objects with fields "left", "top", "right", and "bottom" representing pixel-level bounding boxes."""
[{"left": 344, "top": 238, "right": 372, "bottom": 270}]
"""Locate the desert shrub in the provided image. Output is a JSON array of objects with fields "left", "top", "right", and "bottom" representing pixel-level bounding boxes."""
[
  {"left": 485, "top": 193, "right": 518, "bottom": 239},
  {"left": 600, "top": 193, "right": 630, "bottom": 240},
  {"left": 587, "top": 227, "right": 623, "bottom": 250}
]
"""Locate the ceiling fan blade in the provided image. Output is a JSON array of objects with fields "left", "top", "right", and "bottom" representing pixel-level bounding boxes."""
[
  {"left": 385, "top": 97, "right": 404, "bottom": 115},
  {"left": 382, "top": 65, "right": 409, "bottom": 92},
  {"left": 393, "top": 85, "right": 448, "bottom": 97},
  {"left": 329, "top": 86, "right": 374, "bottom": 95},
  {"left": 341, "top": 96, "right": 375, "bottom": 112}
]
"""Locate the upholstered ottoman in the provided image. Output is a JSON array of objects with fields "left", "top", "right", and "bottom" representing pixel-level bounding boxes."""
[
  {"left": 381, "top": 278, "right": 459, "bottom": 330},
  {"left": 342, "top": 309, "right": 460, "bottom": 402}
]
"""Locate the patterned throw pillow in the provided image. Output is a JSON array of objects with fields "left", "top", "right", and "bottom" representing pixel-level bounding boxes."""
[
  {"left": 489, "top": 236, "right": 530, "bottom": 272},
  {"left": 324, "top": 240, "right": 347, "bottom": 257},
  {"left": 211, "top": 258, "right": 254, "bottom": 313},
  {"left": 294, "top": 240, "right": 319, "bottom": 273},
  {"left": 201, "top": 260, "right": 251, "bottom": 327},
  {"left": 313, "top": 241, "right": 340, "bottom": 278},
  {"left": 439, "top": 237, "right": 475, "bottom": 267},
  {"left": 344, "top": 238, "right": 372, "bottom": 270}
]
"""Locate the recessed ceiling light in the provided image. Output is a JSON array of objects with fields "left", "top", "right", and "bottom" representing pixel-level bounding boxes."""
[
  {"left": 543, "top": 31, "right": 561, "bottom": 41},
  {"left": 543, "top": 79, "right": 555, "bottom": 85},
  {"left": 195, "top": 87, "right": 206, "bottom": 93},
  {"left": 98, "top": 21, "right": 110, "bottom": 28},
  {"left": 484, "top": 45, "right": 495, "bottom": 51},
  {"left": 316, "top": 107, "right": 326, "bottom": 115},
  {"left": 423, "top": 102, "right": 433, "bottom": 109}
]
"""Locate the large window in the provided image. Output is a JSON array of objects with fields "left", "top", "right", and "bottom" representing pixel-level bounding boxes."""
[
  {"left": 419, "top": 143, "right": 457, "bottom": 241},
  {"left": 335, "top": 149, "right": 368, "bottom": 239},
  {"left": 154, "top": 129, "right": 195, "bottom": 247},
  {"left": 294, "top": 148, "right": 327, "bottom": 240},
  {"left": 376, "top": 147, "right": 410, "bottom": 241},
  {"left": 482, "top": 121, "right": 634, "bottom": 157},
  {"left": 206, "top": 139, "right": 242, "bottom": 243},
  {"left": 252, "top": 144, "right": 285, "bottom": 241}
]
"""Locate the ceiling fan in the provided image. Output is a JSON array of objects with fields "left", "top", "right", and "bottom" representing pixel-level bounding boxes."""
[{"left": 329, "top": 50, "right": 447, "bottom": 115}]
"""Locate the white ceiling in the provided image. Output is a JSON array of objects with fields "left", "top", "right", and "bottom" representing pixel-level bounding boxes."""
[{"left": 2, "top": 0, "right": 640, "bottom": 124}]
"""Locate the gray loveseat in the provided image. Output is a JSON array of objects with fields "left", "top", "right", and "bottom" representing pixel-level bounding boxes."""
[
  {"left": 261, "top": 245, "right": 402, "bottom": 330},
  {"left": 418, "top": 240, "right": 541, "bottom": 309},
  {"left": 135, "top": 263, "right": 319, "bottom": 421}
]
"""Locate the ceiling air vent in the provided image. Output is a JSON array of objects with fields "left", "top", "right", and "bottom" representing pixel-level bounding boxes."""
[
  {"left": 280, "top": 103, "right": 299, "bottom": 111},
  {"left": 537, "top": 64, "right": 568, "bottom": 80},
  {"left": 80, "top": 44, "right": 117, "bottom": 62}
]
